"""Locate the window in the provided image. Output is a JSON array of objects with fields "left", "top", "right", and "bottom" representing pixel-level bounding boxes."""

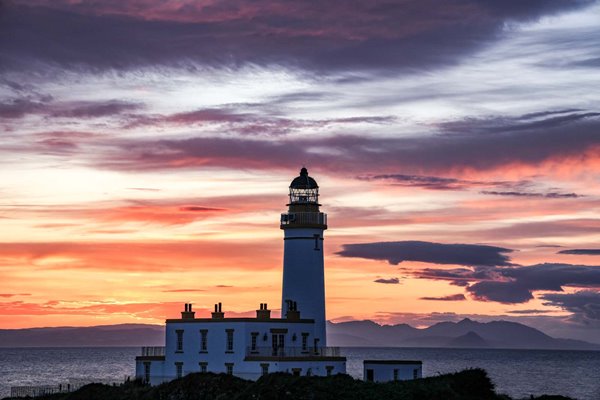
[
  {"left": 175, "top": 330, "right": 184, "bottom": 352},
  {"left": 200, "top": 329, "right": 208, "bottom": 352},
  {"left": 226, "top": 329, "right": 234, "bottom": 352},
  {"left": 413, "top": 368, "right": 419, "bottom": 380},
  {"left": 199, "top": 362, "right": 208, "bottom": 373},
  {"left": 260, "top": 363, "right": 269, "bottom": 376},
  {"left": 326, "top": 366, "right": 334, "bottom": 377},
  {"left": 393, "top": 369, "right": 399, "bottom": 381},
  {"left": 175, "top": 362, "right": 183, "bottom": 379},
  {"left": 225, "top": 363, "right": 234, "bottom": 375},
  {"left": 143, "top": 362, "right": 151, "bottom": 383},
  {"left": 251, "top": 332, "right": 259, "bottom": 352},
  {"left": 313, "top": 234, "right": 320, "bottom": 250},
  {"left": 301, "top": 333, "right": 309, "bottom": 352}
]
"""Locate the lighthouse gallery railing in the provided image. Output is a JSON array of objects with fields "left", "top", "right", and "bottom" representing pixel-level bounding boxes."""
[{"left": 280, "top": 212, "right": 327, "bottom": 226}]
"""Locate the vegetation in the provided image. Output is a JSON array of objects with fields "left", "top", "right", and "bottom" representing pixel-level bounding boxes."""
[{"left": 3, "top": 369, "right": 575, "bottom": 400}]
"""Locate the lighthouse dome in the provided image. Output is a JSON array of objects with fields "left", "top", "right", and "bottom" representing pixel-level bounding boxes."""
[{"left": 290, "top": 167, "right": 318, "bottom": 189}]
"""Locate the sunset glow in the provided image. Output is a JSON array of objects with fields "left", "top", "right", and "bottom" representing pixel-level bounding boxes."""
[{"left": 1, "top": 0, "right": 599, "bottom": 343}]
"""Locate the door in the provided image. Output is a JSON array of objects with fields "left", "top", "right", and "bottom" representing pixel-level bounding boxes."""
[
  {"left": 271, "top": 334, "right": 285, "bottom": 355},
  {"left": 366, "top": 369, "right": 374, "bottom": 382}
]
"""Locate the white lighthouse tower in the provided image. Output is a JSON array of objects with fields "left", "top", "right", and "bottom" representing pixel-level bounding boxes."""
[{"left": 280, "top": 167, "right": 328, "bottom": 346}]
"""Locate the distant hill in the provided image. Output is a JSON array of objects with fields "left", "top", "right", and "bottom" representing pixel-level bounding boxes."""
[
  {"left": 1, "top": 319, "right": 598, "bottom": 350},
  {"left": 446, "top": 331, "right": 489, "bottom": 348},
  {"left": 327, "top": 318, "right": 600, "bottom": 350},
  {"left": 0, "top": 324, "right": 164, "bottom": 347}
]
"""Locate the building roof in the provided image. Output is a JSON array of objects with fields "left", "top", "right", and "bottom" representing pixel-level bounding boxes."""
[
  {"left": 165, "top": 317, "right": 315, "bottom": 324},
  {"left": 363, "top": 360, "right": 423, "bottom": 365},
  {"left": 290, "top": 167, "right": 318, "bottom": 189}
]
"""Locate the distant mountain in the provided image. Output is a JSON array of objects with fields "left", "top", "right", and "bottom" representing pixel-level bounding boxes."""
[
  {"left": 0, "top": 324, "right": 164, "bottom": 347},
  {"left": 446, "top": 331, "right": 489, "bottom": 348},
  {"left": 1, "top": 319, "right": 598, "bottom": 350},
  {"left": 327, "top": 318, "right": 600, "bottom": 350}
]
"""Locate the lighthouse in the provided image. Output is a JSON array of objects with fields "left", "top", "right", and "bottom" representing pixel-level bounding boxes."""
[
  {"left": 135, "top": 168, "right": 424, "bottom": 384},
  {"left": 280, "top": 167, "right": 328, "bottom": 346}
]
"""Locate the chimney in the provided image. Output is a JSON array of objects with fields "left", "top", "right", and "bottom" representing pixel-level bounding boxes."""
[
  {"left": 181, "top": 303, "right": 195, "bottom": 320},
  {"left": 256, "top": 303, "right": 271, "bottom": 320},
  {"left": 211, "top": 302, "right": 225, "bottom": 319},
  {"left": 285, "top": 299, "right": 300, "bottom": 321}
]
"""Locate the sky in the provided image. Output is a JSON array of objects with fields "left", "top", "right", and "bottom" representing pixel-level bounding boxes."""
[{"left": 0, "top": 0, "right": 599, "bottom": 342}]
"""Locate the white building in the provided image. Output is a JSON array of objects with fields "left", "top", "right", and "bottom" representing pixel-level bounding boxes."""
[
  {"left": 363, "top": 360, "right": 423, "bottom": 382},
  {"left": 136, "top": 168, "right": 345, "bottom": 383},
  {"left": 135, "top": 167, "right": 422, "bottom": 384}
]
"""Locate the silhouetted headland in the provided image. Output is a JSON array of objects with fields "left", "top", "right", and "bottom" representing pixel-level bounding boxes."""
[{"left": 0, "top": 369, "right": 576, "bottom": 400}]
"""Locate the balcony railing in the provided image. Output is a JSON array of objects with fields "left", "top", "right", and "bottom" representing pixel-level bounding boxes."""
[
  {"left": 140, "top": 346, "right": 165, "bottom": 356},
  {"left": 280, "top": 212, "right": 327, "bottom": 227},
  {"left": 246, "top": 346, "right": 341, "bottom": 358}
]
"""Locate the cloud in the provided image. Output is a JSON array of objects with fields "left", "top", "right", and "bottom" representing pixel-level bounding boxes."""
[
  {"left": 361, "top": 174, "right": 499, "bottom": 191},
  {"left": 362, "top": 175, "right": 583, "bottom": 200},
  {"left": 161, "top": 289, "right": 206, "bottom": 293},
  {"left": 541, "top": 290, "right": 600, "bottom": 321},
  {"left": 480, "top": 190, "right": 580, "bottom": 198},
  {"left": 0, "top": 1, "right": 592, "bottom": 73},
  {"left": 506, "top": 309, "right": 555, "bottom": 314},
  {"left": 0, "top": 293, "right": 31, "bottom": 298},
  {"left": 373, "top": 277, "right": 400, "bottom": 284},
  {"left": 410, "top": 263, "right": 600, "bottom": 304},
  {"left": 337, "top": 241, "right": 514, "bottom": 267},
  {"left": 420, "top": 294, "right": 466, "bottom": 301},
  {"left": 125, "top": 107, "right": 395, "bottom": 136},
  {"left": 0, "top": 241, "right": 282, "bottom": 273},
  {"left": 178, "top": 206, "right": 225, "bottom": 212},
  {"left": 558, "top": 249, "right": 600, "bottom": 255},
  {"left": 0, "top": 98, "right": 143, "bottom": 119},
  {"left": 485, "top": 219, "right": 600, "bottom": 240},
  {"left": 80, "top": 110, "right": 600, "bottom": 175}
]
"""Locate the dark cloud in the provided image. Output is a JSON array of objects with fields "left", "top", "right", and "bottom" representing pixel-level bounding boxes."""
[
  {"left": 0, "top": 97, "right": 143, "bottom": 119},
  {"left": 361, "top": 175, "right": 582, "bottom": 199},
  {"left": 480, "top": 190, "right": 580, "bottom": 198},
  {"left": 0, "top": 1, "right": 592, "bottom": 72},
  {"left": 507, "top": 309, "right": 555, "bottom": 314},
  {"left": 178, "top": 206, "right": 225, "bottom": 212},
  {"left": 49, "top": 101, "right": 143, "bottom": 118},
  {"left": 125, "top": 107, "right": 394, "bottom": 135},
  {"left": 541, "top": 290, "right": 600, "bottom": 321},
  {"left": 411, "top": 263, "right": 600, "bottom": 304},
  {"left": 558, "top": 249, "right": 600, "bottom": 255},
  {"left": 361, "top": 174, "right": 499, "bottom": 191},
  {"left": 373, "top": 277, "right": 400, "bottom": 284},
  {"left": 337, "top": 241, "right": 513, "bottom": 267},
  {"left": 420, "top": 294, "right": 466, "bottom": 301},
  {"left": 0, "top": 98, "right": 46, "bottom": 118},
  {"left": 81, "top": 110, "right": 600, "bottom": 174}
]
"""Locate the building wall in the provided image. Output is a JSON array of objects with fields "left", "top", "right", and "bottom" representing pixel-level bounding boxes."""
[
  {"left": 162, "top": 319, "right": 320, "bottom": 378},
  {"left": 281, "top": 227, "right": 327, "bottom": 346},
  {"left": 135, "top": 359, "right": 165, "bottom": 385},
  {"left": 363, "top": 362, "right": 423, "bottom": 382}
]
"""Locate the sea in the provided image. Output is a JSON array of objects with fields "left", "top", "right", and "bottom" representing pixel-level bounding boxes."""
[{"left": 1, "top": 347, "right": 599, "bottom": 400}]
